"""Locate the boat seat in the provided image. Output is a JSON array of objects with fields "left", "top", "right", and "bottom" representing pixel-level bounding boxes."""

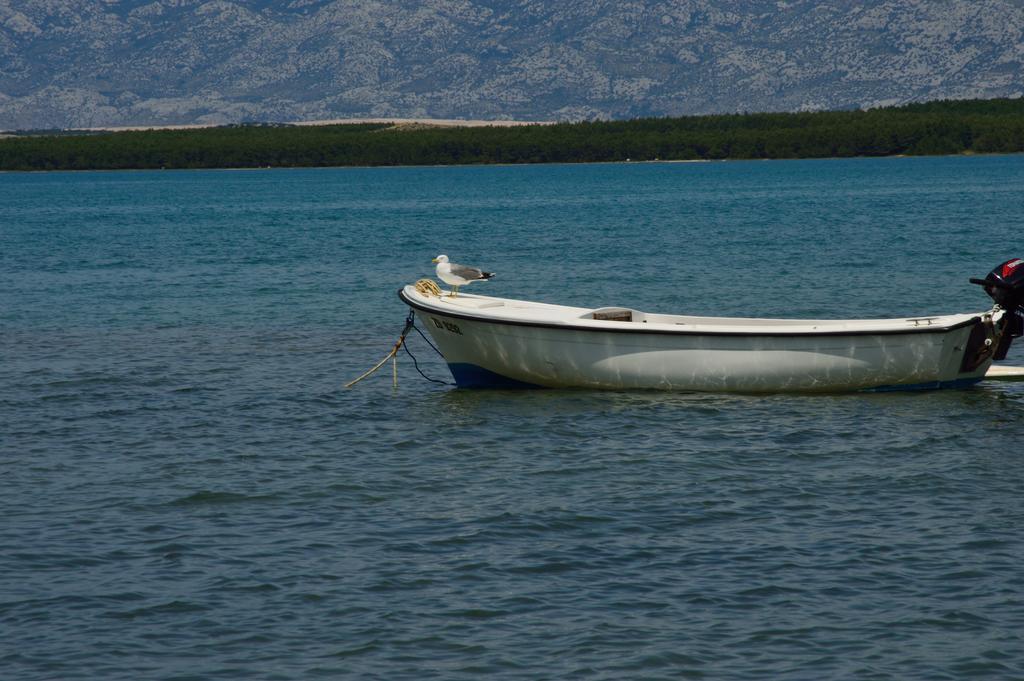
[{"left": 589, "top": 307, "right": 639, "bottom": 322}]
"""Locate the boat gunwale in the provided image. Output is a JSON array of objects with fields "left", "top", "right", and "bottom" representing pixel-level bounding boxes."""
[{"left": 398, "top": 287, "right": 983, "bottom": 338}]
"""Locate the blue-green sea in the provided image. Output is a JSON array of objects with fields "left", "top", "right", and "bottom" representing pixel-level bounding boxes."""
[{"left": 2, "top": 157, "right": 1024, "bottom": 680}]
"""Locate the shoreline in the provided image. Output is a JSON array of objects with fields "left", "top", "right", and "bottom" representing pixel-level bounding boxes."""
[{"left": 2, "top": 152, "right": 1020, "bottom": 175}]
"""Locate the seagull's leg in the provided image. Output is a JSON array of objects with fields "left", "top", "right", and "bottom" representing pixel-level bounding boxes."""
[{"left": 452, "top": 285, "right": 459, "bottom": 298}]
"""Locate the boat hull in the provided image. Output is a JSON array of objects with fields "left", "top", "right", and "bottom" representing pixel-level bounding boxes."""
[{"left": 400, "top": 288, "right": 997, "bottom": 393}]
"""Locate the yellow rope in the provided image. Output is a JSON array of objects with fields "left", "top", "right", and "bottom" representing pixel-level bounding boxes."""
[
  {"left": 344, "top": 340, "right": 403, "bottom": 389},
  {"left": 415, "top": 278, "right": 442, "bottom": 297},
  {"left": 345, "top": 312, "right": 416, "bottom": 389}
]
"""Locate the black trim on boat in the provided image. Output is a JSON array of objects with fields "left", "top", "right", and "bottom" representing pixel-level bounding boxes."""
[{"left": 398, "top": 289, "right": 981, "bottom": 339}]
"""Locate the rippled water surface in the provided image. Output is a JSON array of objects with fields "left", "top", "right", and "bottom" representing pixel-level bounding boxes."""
[{"left": 2, "top": 158, "right": 1024, "bottom": 680}]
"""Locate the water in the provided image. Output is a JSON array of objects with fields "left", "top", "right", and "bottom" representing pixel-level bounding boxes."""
[{"left": 2, "top": 157, "right": 1024, "bottom": 680}]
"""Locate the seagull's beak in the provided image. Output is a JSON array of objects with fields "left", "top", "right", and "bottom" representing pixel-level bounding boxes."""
[{"left": 431, "top": 257, "right": 439, "bottom": 263}]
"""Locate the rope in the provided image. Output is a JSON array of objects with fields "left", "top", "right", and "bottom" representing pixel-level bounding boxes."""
[
  {"left": 415, "top": 278, "right": 442, "bottom": 297},
  {"left": 411, "top": 321, "right": 444, "bottom": 358},
  {"left": 402, "top": 338, "right": 455, "bottom": 386},
  {"left": 344, "top": 312, "right": 414, "bottom": 389},
  {"left": 344, "top": 309, "right": 455, "bottom": 388}
]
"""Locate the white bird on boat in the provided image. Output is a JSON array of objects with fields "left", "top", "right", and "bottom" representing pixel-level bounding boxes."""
[{"left": 432, "top": 254, "right": 495, "bottom": 297}]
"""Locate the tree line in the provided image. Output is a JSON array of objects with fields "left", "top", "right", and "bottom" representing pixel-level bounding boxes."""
[{"left": 1, "top": 98, "right": 1023, "bottom": 171}]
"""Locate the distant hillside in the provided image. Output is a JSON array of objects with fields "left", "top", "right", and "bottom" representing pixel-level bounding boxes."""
[
  {"left": 3, "top": 98, "right": 1023, "bottom": 170},
  {"left": 2, "top": 0, "right": 1024, "bottom": 130}
]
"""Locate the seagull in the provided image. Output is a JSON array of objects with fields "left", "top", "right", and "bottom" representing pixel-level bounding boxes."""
[{"left": 432, "top": 254, "right": 495, "bottom": 297}]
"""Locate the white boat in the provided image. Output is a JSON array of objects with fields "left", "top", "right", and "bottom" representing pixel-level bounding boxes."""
[{"left": 398, "top": 260, "right": 1024, "bottom": 393}]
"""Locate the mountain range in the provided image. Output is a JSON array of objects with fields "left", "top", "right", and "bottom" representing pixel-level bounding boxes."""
[{"left": 2, "top": 0, "right": 1023, "bottom": 130}]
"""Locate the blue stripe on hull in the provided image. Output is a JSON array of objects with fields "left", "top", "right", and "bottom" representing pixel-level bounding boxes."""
[
  {"left": 447, "top": 363, "right": 543, "bottom": 389},
  {"left": 864, "top": 376, "right": 984, "bottom": 392}
]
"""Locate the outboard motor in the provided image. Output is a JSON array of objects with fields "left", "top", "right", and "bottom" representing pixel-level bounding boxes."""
[{"left": 971, "top": 258, "right": 1024, "bottom": 360}]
